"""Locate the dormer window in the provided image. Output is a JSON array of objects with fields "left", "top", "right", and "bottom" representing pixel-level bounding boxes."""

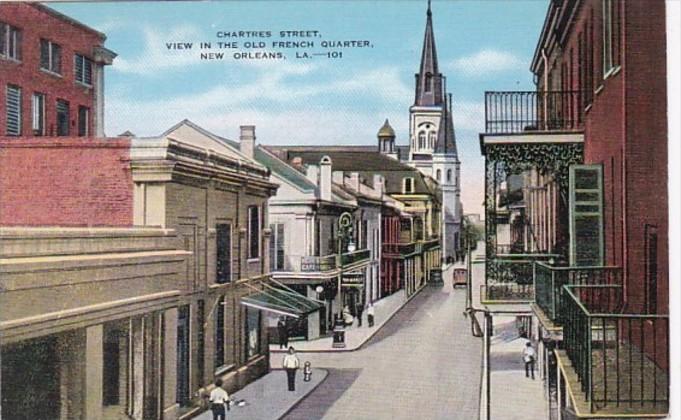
[{"left": 403, "top": 177, "right": 414, "bottom": 194}]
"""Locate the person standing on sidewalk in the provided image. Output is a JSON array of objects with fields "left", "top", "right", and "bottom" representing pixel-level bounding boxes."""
[
  {"left": 209, "top": 379, "right": 230, "bottom": 420},
  {"left": 356, "top": 302, "right": 364, "bottom": 327},
  {"left": 522, "top": 341, "right": 536, "bottom": 379},
  {"left": 367, "top": 302, "right": 375, "bottom": 327},
  {"left": 282, "top": 346, "right": 300, "bottom": 391},
  {"left": 277, "top": 317, "right": 288, "bottom": 349}
]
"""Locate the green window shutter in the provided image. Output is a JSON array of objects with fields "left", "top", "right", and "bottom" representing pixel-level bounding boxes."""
[{"left": 569, "top": 164, "right": 604, "bottom": 266}]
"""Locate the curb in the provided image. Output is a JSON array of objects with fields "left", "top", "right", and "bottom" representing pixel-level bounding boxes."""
[
  {"left": 271, "top": 282, "right": 429, "bottom": 353},
  {"left": 274, "top": 368, "right": 330, "bottom": 420}
]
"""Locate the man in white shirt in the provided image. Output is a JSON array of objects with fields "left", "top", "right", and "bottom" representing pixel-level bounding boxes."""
[
  {"left": 282, "top": 346, "right": 300, "bottom": 391},
  {"left": 209, "top": 378, "right": 230, "bottom": 420},
  {"left": 522, "top": 341, "right": 536, "bottom": 379},
  {"left": 367, "top": 303, "right": 375, "bottom": 327}
]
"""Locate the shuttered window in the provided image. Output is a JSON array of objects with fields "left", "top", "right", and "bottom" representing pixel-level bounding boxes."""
[
  {"left": 269, "top": 223, "right": 285, "bottom": 271},
  {"left": 5, "top": 84, "right": 21, "bottom": 136},
  {"left": 569, "top": 164, "right": 604, "bottom": 266},
  {"left": 216, "top": 224, "right": 232, "bottom": 283},
  {"left": 74, "top": 54, "right": 93, "bottom": 86},
  {"left": 56, "top": 99, "right": 69, "bottom": 136}
]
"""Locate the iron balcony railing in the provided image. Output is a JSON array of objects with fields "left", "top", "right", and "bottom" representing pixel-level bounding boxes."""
[
  {"left": 382, "top": 242, "right": 417, "bottom": 256},
  {"left": 484, "top": 91, "right": 585, "bottom": 134},
  {"left": 480, "top": 283, "right": 534, "bottom": 303},
  {"left": 340, "top": 248, "right": 371, "bottom": 267},
  {"left": 421, "top": 238, "right": 440, "bottom": 252},
  {"left": 483, "top": 253, "right": 559, "bottom": 303},
  {"left": 534, "top": 263, "right": 623, "bottom": 324},
  {"left": 562, "top": 284, "right": 669, "bottom": 414},
  {"left": 300, "top": 254, "right": 337, "bottom": 272}
]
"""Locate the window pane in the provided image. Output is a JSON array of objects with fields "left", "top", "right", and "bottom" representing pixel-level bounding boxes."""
[
  {"left": 40, "top": 39, "right": 50, "bottom": 69},
  {"left": 77, "top": 106, "right": 89, "bottom": 136},
  {"left": 52, "top": 43, "right": 61, "bottom": 73},
  {"left": 214, "top": 296, "right": 225, "bottom": 369},
  {"left": 249, "top": 206, "right": 260, "bottom": 258},
  {"left": 245, "top": 307, "right": 261, "bottom": 359},
  {"left": 56, "top": 99, "right": 69, "bottom": 136},
  {"left": 216, "top": 224, "right": 232, "bottom": 283},
  {"left": 84, "top": 57, "right": 92, "bottom": 85},
  {"left": 0, "top": 23, "right": 6, "bottom": 56},
  {"left": 32, "top": 93, "right": 45, "bottom": 135},
  {"left": 75, "top": 55, "right": 84, "bottom": 82}
]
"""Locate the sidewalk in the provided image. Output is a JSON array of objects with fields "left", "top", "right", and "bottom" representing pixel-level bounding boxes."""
[
  {"left": 488, "top": 316, "right": 548, "bottom": 420},
  {"left": 270, "top": 272, "right": 440, "bottom": 353},
  {"left": 193, "top": 368, "right": 327, "bottom": 420}
]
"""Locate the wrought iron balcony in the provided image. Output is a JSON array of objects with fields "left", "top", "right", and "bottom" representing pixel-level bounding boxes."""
[
  {"left": 382, "top": 242, "right": 417, "bottom": 257},
  {"left": 484, "top": 90, "right": 584, "bottom": 134},
  {"left": 300, "top": 254, "right": 338, "bottom": 272},
  {"left": 340, "top": 248, "right": 371, "bottom": 267},
  {"left": 421, "top": 238, "right": 440, "bottom": 252},
  {"left": 482, "top": 253, "right": 558, "bottom": 304},
  {"left": 562, "top": 285, "right": 669, "bottom": 415},
  {"left": 534, "top": 263, "right": 622, "bottom": 324}
]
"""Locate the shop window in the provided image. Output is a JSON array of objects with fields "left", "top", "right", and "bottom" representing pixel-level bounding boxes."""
[{"left": 244, "top": 307, "right": 262, "bottom": 359}]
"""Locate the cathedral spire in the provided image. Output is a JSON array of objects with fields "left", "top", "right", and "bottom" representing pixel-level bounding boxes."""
[
  {"left": 435, "top": 92, "right": 458, "bottom": 156},
  {"left": 414, "top": 0, "right": 443, "bottom": 107}
]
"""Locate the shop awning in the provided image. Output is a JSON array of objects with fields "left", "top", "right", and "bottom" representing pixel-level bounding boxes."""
[{"left": 240, "top": 285, "right": 324, "bottom": 319}]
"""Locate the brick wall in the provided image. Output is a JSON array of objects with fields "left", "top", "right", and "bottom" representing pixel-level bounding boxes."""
[
  {"left": 0, "top": 3, "right": 105, "bottom": 137},
  {"left": 0, "top": 137, "right": 133, "bottom": 226}
]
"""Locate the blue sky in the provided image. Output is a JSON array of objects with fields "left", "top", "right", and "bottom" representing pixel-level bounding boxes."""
[{"left": 51, "top": 0, "right": 549, "bottom": 215}]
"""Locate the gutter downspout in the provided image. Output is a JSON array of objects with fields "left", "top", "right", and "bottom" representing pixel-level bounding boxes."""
[{"left": 621, "top": 2, "right": 629, "bottom": 310}]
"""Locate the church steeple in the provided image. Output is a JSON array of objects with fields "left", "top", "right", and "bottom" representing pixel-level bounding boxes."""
[
  {"left": 414, "top": 0, "right": 444, "bottom": 107},
  {"left": 435, "top": 93, "right": 458, "bottom": 156}
]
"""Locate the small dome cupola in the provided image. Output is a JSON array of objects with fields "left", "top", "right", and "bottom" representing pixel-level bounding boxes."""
[{"left": 377, "top": 118, "right": 396, "bottom": 155}]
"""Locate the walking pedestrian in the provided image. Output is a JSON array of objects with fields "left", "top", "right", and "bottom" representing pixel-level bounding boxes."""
[
  {"left": 209, "top": 379, "right": 230, "bottom": 420},
  {"left": 367, "top": 302, "right": 375, "bottom": 327},
  {"left": 522, "top": 341, "right": 536, "bottom": 379},
  {"left": 356, "top": 303, "right": 364, "bottom": 327},
  {"left": 282, "top": 346, "right": 300, "bottom": 391},
  {"left": 277, "top": 317, "right": 288, "bottom": 349}
]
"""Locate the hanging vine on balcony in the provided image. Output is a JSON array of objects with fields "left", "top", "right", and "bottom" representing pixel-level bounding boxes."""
[{"left": 486, "top": 142, "right": 583, "bottom": 188}]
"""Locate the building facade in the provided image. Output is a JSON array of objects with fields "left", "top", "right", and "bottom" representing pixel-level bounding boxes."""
[
  {"left": 130, "top": 120, "right": 279, "bottom": 417},
  {"left": 0, "top": 3, "right": 115, "bottom": 138},
  {"left": 480, "top": 0, "right": 669, "bottom": 418}
]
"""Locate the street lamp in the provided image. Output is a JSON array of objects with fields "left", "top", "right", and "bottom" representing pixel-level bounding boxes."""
[{"left": 332, "top": 212, "right": 354, "bottom": 348}]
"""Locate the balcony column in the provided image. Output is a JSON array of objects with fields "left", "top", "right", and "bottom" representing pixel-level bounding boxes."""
[
  {"left": 484, "top": 158, "right": 498, "bottom": 262},
  {"left": 84, "top": 324, "right": 103, "bottom": 420}
]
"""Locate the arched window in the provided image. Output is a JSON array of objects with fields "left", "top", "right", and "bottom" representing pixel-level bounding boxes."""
[
  {"left": 418, "top": 131, "right": 426, "bottom": 150},
  {"left": 429, "top": 131, "right": 437, "bottom": 149},
  {"left": 447, "top": 169, "right": 452, "bottom": 183},
  {"left": 436, "top": 169, "right": 441, "bottom": 181}
]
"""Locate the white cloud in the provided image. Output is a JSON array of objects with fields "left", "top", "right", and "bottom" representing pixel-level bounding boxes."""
[
  {"left": 448, "top": 49, "right": 524, "bottom": 77},
  {"left": 112, "top": 24, "right": 202, "bottom": 75}
]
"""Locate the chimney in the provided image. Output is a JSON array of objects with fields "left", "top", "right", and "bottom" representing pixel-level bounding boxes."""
[
  {"left": 239, "top": 125, "right": 255, "bottom": 158},
  {"left": 349, "top": 172, "right": 361, "bottom": 192},
  {"left": 373, "top": 174, "right": 385, "bottom": 196},
  {"left": 305, "top": 164, "right": 319, "bottom": 184},
  {"left": 319, "top": 156, "right": 332, "bottom": 201}
]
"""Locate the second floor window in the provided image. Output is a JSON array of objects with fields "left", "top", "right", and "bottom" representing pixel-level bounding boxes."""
[
  {"left": 40, "top": 39, "right": 61, "bottom": 74},
  {"left": 78, "top": 106, "right": 89, "bottom": 136},
  {"left": 74, "top": 54, "right": 93, "bottom": 86},
  {"left": 248, "top": 206, "right": 261, "bottom": 259},
  {"left": 216, "top": 224, "right": 232, "bottom": 284},
  {"left": 32, "top": 93, "right": 45, "bottom": 136},
  {"left": 5, "top": 84, "right": 21, "bottom": 136},
  {"left": 269, "top": 223, "right": 285, "bottom": 271},
  {"left": 0, "top": 22, "right": 21, "bottom": 61},
  {"left": 56, "top": 99, "right": 69, "bottom": 136}
]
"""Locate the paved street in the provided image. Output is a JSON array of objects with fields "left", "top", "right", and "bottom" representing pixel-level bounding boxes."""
[{"left": 275, "top": 281, "right": 482, "bottom": 420}]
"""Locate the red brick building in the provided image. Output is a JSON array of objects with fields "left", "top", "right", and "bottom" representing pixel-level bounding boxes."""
[
  {"left": 480, "top": 0, "right": 669, "bottom": 418},
  {"left": 0, "top": 3, "right": 116, "bottom": 138}
]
